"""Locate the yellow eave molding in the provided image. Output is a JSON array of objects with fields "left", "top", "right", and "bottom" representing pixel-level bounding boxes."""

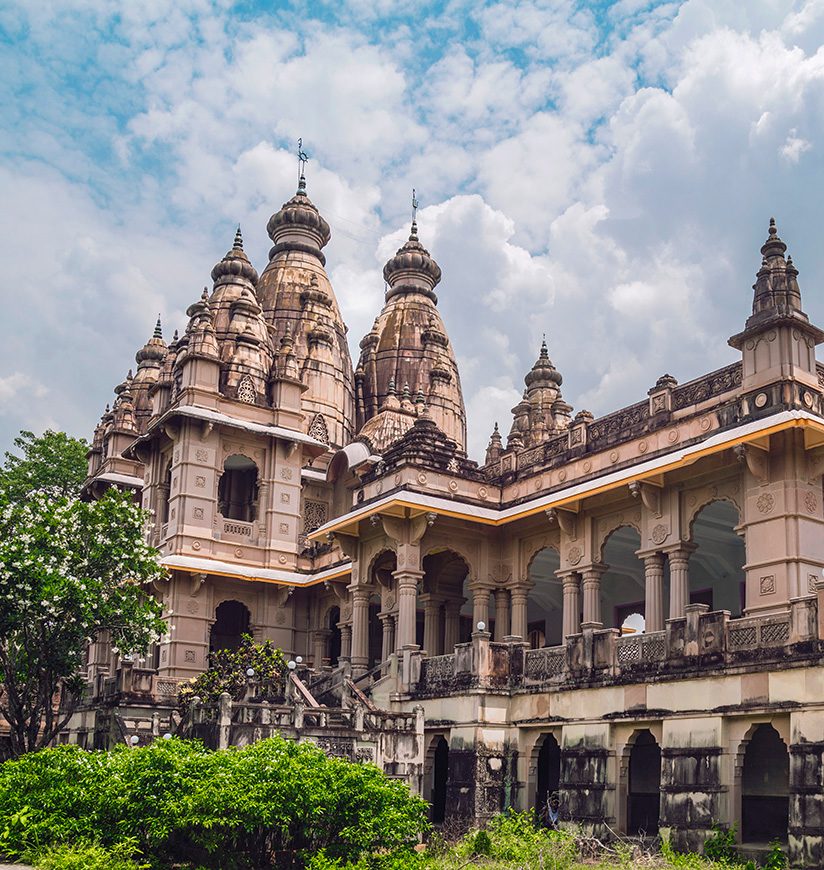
[{"left": 310, "top": 410, "right": 824, "bottom": 540}]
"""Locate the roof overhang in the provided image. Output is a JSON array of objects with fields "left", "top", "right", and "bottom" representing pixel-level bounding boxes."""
[
  {"left": 125, "top": 404, "right": 328, "bottom": 458},
  {"left": 160, "top": 553, "right": 351, "bottom": 587},
  {"left": 309, "top": 409, "right": 824, "bottom": 540},
  {"left": 93, "top": 471, "right": 145, "bottom": 489}
]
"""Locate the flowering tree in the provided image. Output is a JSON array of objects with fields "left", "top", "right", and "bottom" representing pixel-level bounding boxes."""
[
  {"left": 0, "top": 432, "right": 166, "bottom": 756},
  {"left": 0, "top": 430, "right": 88, "bottom": 500}
]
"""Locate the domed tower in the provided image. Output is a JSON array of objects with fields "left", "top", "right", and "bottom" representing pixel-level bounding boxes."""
[
  {"left": 132, "top": 317, "right": 166, "bottom": 431},
  {"left": 355, "top": 218, "right": 467, "bottom": 452},
  {"left": 256, "top": 175, "right": 355, "bottom": 450}
]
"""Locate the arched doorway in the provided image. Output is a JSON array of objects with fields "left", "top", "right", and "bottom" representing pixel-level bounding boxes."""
[
  {"left": 210, "top": 600, "right": 251, "bottom": 653},
  {"left": 628, "top": 730, "right": 661, "bottom": 835},
  {"left": 742, "top": 724, "right": 789, "bottom": 843},
  {"left": 535, "top": 734, "right": 561, "bottom": 823},
  {"left": 431, "top": 736, "right": 449, "bottom": 824},
  {"left": 368, "top": 593, "right": 382, "bottom": 668},
  {"left": 328, "top": 606, "right": 341, "bottom": 667},
  {"left": 601, "top": 526, "right": 646, "bottom": 631},
  {"left": 423, "top": 549, "right": 470, "bottom": 651},
  {"left": 527, "top": 548, "right": 563, "bottom": 647},
  {"left": 690, "top": 500, "right": 745, "bottom": 615}
]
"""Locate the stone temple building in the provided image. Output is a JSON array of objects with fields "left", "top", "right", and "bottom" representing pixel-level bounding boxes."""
[{"left": 71, "top": 171, "right": 824, "bottom": 866}]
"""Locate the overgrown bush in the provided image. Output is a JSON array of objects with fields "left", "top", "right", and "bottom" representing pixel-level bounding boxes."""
[
  {"left": 177, "top": 634, "right": 287, "bottom": 708},
  {"left": 0, "top": 736, "right": 427, "bottom": 869},
  {"left": 33, "top": 841, "right": 146, "bottom": 870}
]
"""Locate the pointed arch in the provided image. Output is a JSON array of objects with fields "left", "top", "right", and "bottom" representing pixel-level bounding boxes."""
[
  {"left": 308, "top": 413, "right": 329, "bottom": 446},
  {"left": 237, "top": 374, "right": 256, "bottom": 404}
]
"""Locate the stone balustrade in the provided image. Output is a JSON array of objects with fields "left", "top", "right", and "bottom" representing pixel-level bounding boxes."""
[{"left": 409, "top": 597, "right": 821, "bottom": 697}]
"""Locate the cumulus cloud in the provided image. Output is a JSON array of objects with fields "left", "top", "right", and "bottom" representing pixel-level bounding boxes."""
[{"left": 3, "top": 0, "right": 824, "bottom": 467}]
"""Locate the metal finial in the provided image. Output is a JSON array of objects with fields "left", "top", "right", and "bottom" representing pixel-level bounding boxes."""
[
  {"left": 297, "top": 138, "right": 309, "bottom": 190},
  {"left": 411, "top": 188, "right": 419, "bottom": 237},
  {"left": 769, "top": 217, "right": 777, "bottom": 237},
  {"left": 153, "top": 316, "right": 162, "bottom": 339},
  {"left": 388, "top": 377, "right": 396, "bottom": 396},
  {"left": 233, "top": 225, "right": 243, "bottom": 251}
]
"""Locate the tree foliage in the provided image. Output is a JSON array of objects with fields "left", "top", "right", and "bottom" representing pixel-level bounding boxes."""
[
  {"left": 0, "top": 737, "right": 428, "bottom": 869},
  {"left": 177, "top": 634, "right": 287, "bottom": 709},
  {"left": 0, "top": 429, "right": 89, "bottom": 501},
  {"left": 0, "top": 430, "right": 165, "bottom": 756}
]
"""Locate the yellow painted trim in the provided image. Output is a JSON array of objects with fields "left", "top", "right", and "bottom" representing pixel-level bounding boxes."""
[
  {"left": 167, "top": 563, "right": 351, "bottom": 587},
  {"left": 311, "top": 415, "right": 824, "bottom": 539}
]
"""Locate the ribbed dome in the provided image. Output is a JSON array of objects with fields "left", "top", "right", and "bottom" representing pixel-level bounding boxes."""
[
  {"left": 524, "top": 339, "right": 562, "bottom": 388},
  {"left": 135, "top": 317, "right": 166, "bottom": 365},
  {"left": 383, "top": 222, "right": 442, "bottom": 302},
  {"left": 266, "top": 176, "right": 331, "bottom": 264},
  {"left": 211, "top": 227, "right": 259, "bottom": 287}
]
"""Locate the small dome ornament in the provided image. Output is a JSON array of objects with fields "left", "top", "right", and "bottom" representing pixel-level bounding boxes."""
[{"left": 211, "top": 225, "right": 259, "bottom": 287}]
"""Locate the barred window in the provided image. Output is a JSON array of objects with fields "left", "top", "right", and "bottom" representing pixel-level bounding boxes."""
[{"left": 303, "top": 500, "right": 328, "bottom": 534}]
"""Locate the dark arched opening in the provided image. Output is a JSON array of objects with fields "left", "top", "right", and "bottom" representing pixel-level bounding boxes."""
[
  {"left": 602, "top": 526, "right": 646, "bottom": 631},
  {"left": 210, "top": 600, "right": 251, "bottom": 653},
  {"left": 535, "top": 734, "right": 561, "bottom": 823},
  {"left": 742, "top": 724, "right": 789, "bottom": 843},
  {"left": 431, "top": 737, "right": 449, "bottom": 824},
  {"left": 160, "top": 461, "right": 172, "bottom": 525},
  {"left": 368, "top": 593, "right": 382, "bottom": 668},
  {"left": 628, "top": 730, "right": 661, "bottom": 835},
  {"left": 328, "top": 606, "right": 341, "bottom": 667},
  {"left": 218, "top": 454, "right": 258, "bottom": 522}
]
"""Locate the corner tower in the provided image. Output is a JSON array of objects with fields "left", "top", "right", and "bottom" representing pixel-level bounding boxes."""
[
  {"left": 355, "top": 218, "right": 467, "bottom": 452},
  {"left": 256, "top": 175, "right": 355, "bottom": 451}
]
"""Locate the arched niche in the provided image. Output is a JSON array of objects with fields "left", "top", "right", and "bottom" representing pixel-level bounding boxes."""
[
  {"left": 218, "top": 453, "right": 259, "bottom": 522},
  {"left": 527, "top": 547, "right": 563, "bottom": 648},
  {"left": 741, "top": 723, "right": 789, "bottom": 844},
  {"left": 533, "top": 733, "right": 561, "bottom": 823},
  {"left": 689, "top": 500, "right": 745, "bottom": 616},
  {"left": 627, "top": 729, "right": 661, "bottom": 835},
  {"left": 428, "top": 735, "right": 449, "bottom": 824},
  {"left": 601, "top": 526, "right": 646, "bottom": 631},
  {"left": 210, "top": 599, "right": 251, "bottom": 653},
  {"left": 423, "top": 549, "right": 471, "bottom": 650},
  {"left": 327, "top": 605, "right": 341, "bottom": 667}
]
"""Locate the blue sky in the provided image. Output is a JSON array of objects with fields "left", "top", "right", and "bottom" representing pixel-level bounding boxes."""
[{"left": 2, "top": 0, "right": 824, "bottom": 460}]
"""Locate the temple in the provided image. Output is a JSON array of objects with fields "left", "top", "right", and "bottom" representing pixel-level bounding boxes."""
[{"left": 70, "top": 174, "right": 824, "bottom": 866}]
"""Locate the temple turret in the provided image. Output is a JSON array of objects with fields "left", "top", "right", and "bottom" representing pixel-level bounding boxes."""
[
  {"left": 355, "top": 219, "right": 466, "bottom": 452},
  {"left": 730, "top": 218, "right": 824, "bottom": 392},
  {"left": 256, "top": 175, "right": 354, "bottom": 450}
]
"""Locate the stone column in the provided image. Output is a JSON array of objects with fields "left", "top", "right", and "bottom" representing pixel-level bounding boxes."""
[
  {"left": 379, "top": 613, "right": 394, "bottom": 663},
  {"left": 443, "top": 599, "right": 462, "bottom": 651},
  {"left": 494, "top": 588, "right": 511, "bottom": 641},
  {"left": 581, "top": 565, "right": 606, "bottom": 627},
  {"left": 667, "top": 544, "right": 696, "bottom": 620},
  {"left": 643, "top": 553, "right": 665, "bottom": 632},
  {"left": 422, "top": 595, "right": 442, "bottom": 655},
  {"left": 339, "top": 623, "right": 352, "bottom": 662},
  {"left": 350, "top": 587, "right": 370, "bottom": 674},
  {"left": 510, "top": 585, "right": 530, "bottom": 641},
  {"left": 560, "top": 571, "right": 581, "bottom": 638},
  {"left": 470, "top": 582, "right": 492, "bottom": 630},
  {"left": 312, "top": 629, "right": 330, "bottom": 668},
  {"left": 394, "top": 570, "right": 423, "bottom": 651}
]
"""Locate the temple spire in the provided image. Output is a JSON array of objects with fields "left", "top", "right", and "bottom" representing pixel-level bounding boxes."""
[
  {"left": 233, "top": 226, "right": 243, "bottom": 251},
  {"left": 153, "top": 316, "right": 162, "bottom": 339}
]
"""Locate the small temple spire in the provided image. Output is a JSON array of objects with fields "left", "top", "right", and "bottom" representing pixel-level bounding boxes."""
[
  {"left": 297, "top": 137, "right": 309, "bottom": 191},
  {"left": 233, "top": 226, "right": 243, "bottom": 251},
  {"left": 411, "top": 188, "right": 419, "bottom": 238},
  {"left": 153, "top": 316, "right": 162, "bottom": 339}
]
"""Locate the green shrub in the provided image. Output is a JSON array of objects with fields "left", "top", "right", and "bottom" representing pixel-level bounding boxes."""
[
  {"left": 703, "top": 823, "right": 738, "bottom": 862},
  {"left": 0, "top": 736, "right": 428, "bottom": 869},
  {"left": 763, "top": 840, "right": 788, "bottom": 870},
  {"left": 33, "top": 841, "right": 146, "bottom": 870}
]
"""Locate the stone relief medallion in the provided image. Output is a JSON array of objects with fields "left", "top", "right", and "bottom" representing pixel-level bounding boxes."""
[
  {"left": 417, "top": 472, "right": 427, "bottom": 485},
  {"left": 534, "top": 478, "right": 543, "bottom": 491},
  {"left": 609, "top": 450, "right": 619, "bottom": 464},
  {"left": 195, "top": 449, "right": 208, "bottom": 463},
  {"left": 478, "top": 486, "right": 489, "bottom": 499},
  {"left": 667, "top": 429, "right": 679, "bottom": 443},
  {"left": 195, "top": 475, "right": 206, "bottom": 488},
  {"left": 278, "top": 554, "right": 287, "bottom": 564},
  {"left": 754, "top": 392, "right": 768, "bottom": 408},
  {"left": 512, "top": 486, "right": 520, "bottom": 497},
  {"left": 192, "top": 541, "right": 201, "bottom": 550},
  {"left": 558, "top": 470, "right": 567, "bottom": 482},
  {"left": 651, "top": 524, "right": 668, "bottom": 545},
  {"left": 394, "top": 474, "right": 402, "bottom": 485},
  {"left": 184, "top": 649, "right": 196, "bottom": 663},
  {"left": 803, "top": 391, "right": 814, "bottom": 408},
  {"left": 281, "top": 492, "right": 290, "bottom": 503},
  {"left": 193, "top": 507, "right": 204, "bottom": 519},
  {"left": 280, "top": 468, "right": 293, "bottom": 480},
  {"left": 688, "top": 494, "right": 697, "bottom": 506},
  {"left": 746, "top": 339, "right": 756, "bottom": 351},
  {"left": 583, "top": 460, "right": 592, "bottom": 472},
  {"left": 187, "top": 600, "right": 199, "bottom": 614},
  {"left": 384, "top": 593, "right": 395, "bottom": 610},
  {"left": 279, "top": 522, "right": 289, "bottom": 533},
  {"left": 756, "top": 493, "right": 775, "bottom": 515},
  {"left": 449, "top": 480, "right": 459, "bottom": 492},
  {"left": 234, "top": 548, "right": 243, "bottom": 558},
  {"left": 567, "top": 546, "right": 583, "bottom": 566},
  {"left": 638, "top": 441, "right": 648, "bottom": 454},
  {"left": 809, "top": 574, "right": 818, "bottom": 595},
  {"left": 699, "top": 417, "right": 712, "bottom": 431},
  {"left": 767, "top": 330, "right": 777, "bottom": 342},
  {"left": 805, "top": 491, "right": 818, "bottom": 514},
  {"left": 760, "top": 575, "right": 776, "bottom": 595},
  {"left": 342, "top": 604, "right": 352, "bottom": 621},
  {"left": 376, "top": 481, "right": 383, "bottom": 494}
]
